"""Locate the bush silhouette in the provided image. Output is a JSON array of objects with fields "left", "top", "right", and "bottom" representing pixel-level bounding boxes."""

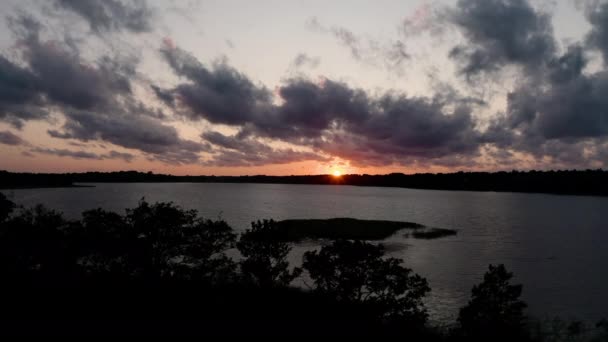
[
  {"left": 303, "top": 239, "right": 429, "bottom": 325},
  {"left": 123, "top": 199, "right": 237, "bottom": 281},
  {"left": 0, "top": 203, "right": 75, "bottom": 284},
  {"left": 456, "top": 264, "right": 528, "bottom": 341},
  {"left": 237, "top": 219, "right": 302, "bottom": 287},
  {"left": 0, "top": 198, "right": 238, "bottom": 285},
  {"left": 0, "top": 193, "right": 15, "bottom": 222},
  {"left": 2, "top": 195, "right": 604, "bottom": 338}
]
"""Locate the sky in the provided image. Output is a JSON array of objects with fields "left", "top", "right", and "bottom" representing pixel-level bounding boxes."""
[{"left": 1, "top": 0, "right": 607, "bottom": 175}]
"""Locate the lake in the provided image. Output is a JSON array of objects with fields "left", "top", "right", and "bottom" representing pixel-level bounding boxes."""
[{"left": 2, "top": 182, "right": 608, "bottom": 325}]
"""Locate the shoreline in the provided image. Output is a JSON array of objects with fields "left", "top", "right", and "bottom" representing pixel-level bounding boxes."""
[{"left": 0, "top": 184, "right": 95, "bottom": 190}]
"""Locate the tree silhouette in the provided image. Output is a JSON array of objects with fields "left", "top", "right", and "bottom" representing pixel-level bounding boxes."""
[
  {"left": 303, "top": 239, "right": 429, "bottom": 325},
  {"left": 0, "top": 192, "right": 15, "bottom": 222},
  {"left": 0, "top": 198, "right": 238, "bottom": 285},
  {"left": 457, "top": 264, "right": 528, "bottom": 341},
  {"left": 237, "top": 219, "right": 301, "bottom": 287},
  {"left": 100, "top": 199, "right": 238, "bottom": 282},
  {"left": 0, "top": 204, "right": 74, "bottom": 284}
]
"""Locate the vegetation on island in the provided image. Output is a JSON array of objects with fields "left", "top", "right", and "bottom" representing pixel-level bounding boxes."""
[
  {"left": 0, "top": 192, "right": 606, "bottom": 339},
  {"left": 274, "top": 218, "right": 423, "bottom": 241},
  {"left": 410, "top": 228, "right": 458, "bottom": 239},
  {"left": 272, "top": 218, "right": 456, "bottom": 241}
]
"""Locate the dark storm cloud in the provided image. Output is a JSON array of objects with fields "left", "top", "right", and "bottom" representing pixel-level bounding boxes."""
[
  {"left": 491, "top": 45, "right": 608, "bottom": 140},
  {"left": 6, "top": 12, "right": 132, "bottom": 111},
  {"left": 151, "top": 85, "right": 175, "bottom": 107},
  {"left": 164, "top": 45, "right": 482, "bottom": 167},
  {"left": 265, "top": 78, "right": 371, "bottom": 139},
  {"left": 30, "top": 147, "right": 135, "bottom": 162},
  {"left": 53, "top": 0, "right": 153, "bottom": 33},
  {"left": 584, "top": 0, "right": 608, "bottom": 65},
  {"left": 160, "top": 44, "right": 273, "bottom": 126},
  {"left": 0, "top": 130, "right": 25, "bottom": 146},
  {"left": 202, "top": 131, "right": 329, "bottom": 167},
  {"left": 448, "top": 0, "right": 556, "bottom": 77},
  {"left": 2, "top": 14, "right": 207, "bottom": 165},
  {"left": 439, "top": 0, "right": 608, "bottom": 167},
  {"left": 0, "top": 55, "right": 47, "bottom": 128},
  {"left": 311, "top": 95, "right": 481, "bottom": 167},
  {"left": 481, "top": 44, "right": 608, "bottom": 167},
  {"left": 48, "top": 108, "right": 210, "bottom": 164}
]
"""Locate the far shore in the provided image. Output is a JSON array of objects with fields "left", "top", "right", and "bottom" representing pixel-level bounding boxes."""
[
  {"left": 0, "top": 184, "right": 95, "bottom": 190},
  {"left": 2, "top": 169, "right": 608, "bottom": 197}
]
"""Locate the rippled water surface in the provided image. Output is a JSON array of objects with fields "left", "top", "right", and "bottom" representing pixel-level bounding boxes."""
[{"left": 4, "top": 182, "right": 608, "bottom": 324}]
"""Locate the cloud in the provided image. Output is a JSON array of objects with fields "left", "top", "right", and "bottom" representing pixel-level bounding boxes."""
[
  {"left": 0, "top": 131, "right": 25, "bottom": 145},
  {"left": 202, "top": 131, "right": 329, "bottom": 167},
  {"left": 492, "top": 45, "right": 608, "bottom": 139},
  {"left": 163, "top": 45, "right": 482, "bottom": 167},
  {"left": 584, "top": 0, "right": 608, "bottom": 65},
  {"left": 3, "top": 0, "right": 608, "bottom": 170},
  {"left": 4, "top": 13, "right": 132, "bottom": 112},
  {"left": 47, "top": 108, "right": 210, "bottom": 164},
  {"left": 306, "top": 17, "right": 410, "bottom": 72},
  {"left": 433, "top": 0, "right": 608, "bottom": 168},
  {"left": 482, "top": 44, "right": 608, "bottom": 167},
  {"left": 448, "top": 0, "right": 556, "bottom": 77},
  {"left": 2, "top": 14, "right": 207, "bottom": 165},
  {"left": 159, "top": 44, "right": 273, "bottom": 126},
  {"left": 30, "top": 147, "right": 135, "bottom": 162},
  {"left": 291, "top": 53, "right": 321, "bottom": 69},
  {"left": 151, "top": 85, "right": 176, "bottom": 107},
  {"left": 53, "top": 0, "right": 153, "bottom": 33},
  {"left": 401, "top": 2, "right": 447, "bottom": 37},
  {"left": 0, "top": 55, "right": 47, "bottom": 128}
]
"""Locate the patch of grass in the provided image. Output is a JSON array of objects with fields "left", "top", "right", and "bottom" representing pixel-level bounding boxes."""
[
  {"left": 275, "top": 218, "right": 424, "bottom": 241},
  {"left": 410, "top": 228, "right": 457, "bottom": 239}
]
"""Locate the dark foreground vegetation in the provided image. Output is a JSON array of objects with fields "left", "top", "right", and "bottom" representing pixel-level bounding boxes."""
[
  {"left": 0, "top": 192, "right": 606, "bottom": 339},
  {"left": 2, "top": 169, "right": 608, "bottom": 196}
]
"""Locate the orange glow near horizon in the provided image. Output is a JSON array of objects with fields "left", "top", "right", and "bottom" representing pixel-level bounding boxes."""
[{"left": 332, "top": 170, "right": 342, "bottom": 177}]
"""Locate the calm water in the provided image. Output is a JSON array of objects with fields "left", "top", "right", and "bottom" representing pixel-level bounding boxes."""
[{"left": 3, "top": 183, "right": 608, "bottom": 324}]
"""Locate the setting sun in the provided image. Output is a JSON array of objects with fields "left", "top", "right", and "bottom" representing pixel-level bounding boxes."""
[{"left": 332, "top": 170, "right": 342, "bottom": 177}]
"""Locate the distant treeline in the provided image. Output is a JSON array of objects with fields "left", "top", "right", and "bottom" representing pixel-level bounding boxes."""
[{"left": 2, "top": 169, "right": 608, "bottom": 196}]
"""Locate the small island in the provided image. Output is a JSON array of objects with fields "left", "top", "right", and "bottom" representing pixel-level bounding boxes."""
[{"left": 274, "top": 218, "right": 456, "bottom": 241}]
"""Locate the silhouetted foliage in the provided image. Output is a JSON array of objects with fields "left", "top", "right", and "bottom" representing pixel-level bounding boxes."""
[
  {"left": 593, "top": 319, "right": 608, "bottom": 342},
  {"left": 527, "top": 317, "right": 608, "bottom": 342},
  {"left": 0, "top": 204, "right": 75, "bottom": 284},
  {"left": 456, "top": 264, "right": 528, "bottom": 341},
  {"left": 0, "top": 195, "right": 604, "bottom": 338},
  {"left": 0, "top": 198, "right": 238, "bottom": 285},
  {"left": 121, "top": 199, "right": 237, "bottom": 281},
  {"left": 237, "top": 219, "right": 302, "bottom": 287},
  {"left": 303, "top": 240, "right": 430, "bottom": 326},
  {"left": 0, "top": 192, "right": 15, "bottom": 221}
]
